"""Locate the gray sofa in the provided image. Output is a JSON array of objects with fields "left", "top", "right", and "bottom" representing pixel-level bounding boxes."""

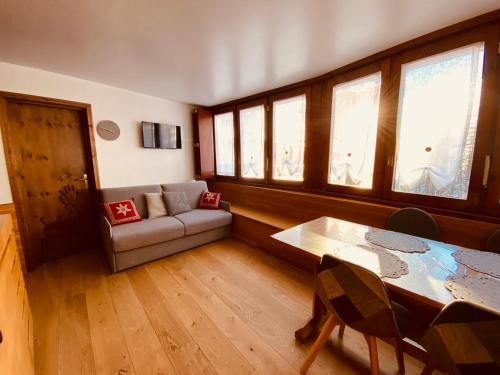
[{"left": 99, "top": 181, "right": 232, "bottom": 272}]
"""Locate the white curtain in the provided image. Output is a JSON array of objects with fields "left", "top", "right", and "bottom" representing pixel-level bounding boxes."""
[
  {"left": 272, "top": 95, "right": 306, "bottom": 181},
  {"left": 393, "top": 42, "right": 484, "bottom": 200},
  {"left": 240, "top": 105, "right": 265, "bottom": 178},
  {"left": 328, "top": 72, "right": 381, "bottom": 188},
  {"left": 214, "top": 112, "right": 235, "bottom": 176}
]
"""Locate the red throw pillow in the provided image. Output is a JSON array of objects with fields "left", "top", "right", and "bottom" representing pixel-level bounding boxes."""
[
  {"left": 199, "top": 191, "right": 221, "bottom": 210},
  {"left": 102, "top": 199, "right": 142, "bottom": 226}
]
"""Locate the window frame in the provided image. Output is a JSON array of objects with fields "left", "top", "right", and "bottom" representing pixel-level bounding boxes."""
[
  {"left": 268, "top": 86, "right": 311, "bottom": 187},
  {"left": 383, "top": 25, "right": 498, "bottom": 212},
  {"left": 321, "top": 60, "right": 390, "bottom": 198},
  {"left": 237, "top": 98, "right": 269, "bottom": 183},
  {"left": 213, "top": 107, "right": 237, "bottom": 180}
]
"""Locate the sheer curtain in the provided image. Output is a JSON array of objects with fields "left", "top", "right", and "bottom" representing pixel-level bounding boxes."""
[
  {"left": 328, "top": 72, "right": 381, "bottom": 188},
  {"left": 240, "top": 105, "right": 265, "bottom": 178},
  {"left": 272, "top": 95, "right": 306, "bottom": 181},
  {"left": 214, "top": 112, "right": 235, "bottom": 176},
  {"left": 393, "top": 43, "right": 484, "bottom": 200}
]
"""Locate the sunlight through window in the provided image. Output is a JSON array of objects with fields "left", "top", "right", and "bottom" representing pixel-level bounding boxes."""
[
  {"left": 328, "top": 72, "right": 381, "bottom": 189},
  {"left": 393, "top": 43, "right": 484, "bottom": 200},
  {"left": 272, "top": 95, "right": 306, "bottom": 181}
]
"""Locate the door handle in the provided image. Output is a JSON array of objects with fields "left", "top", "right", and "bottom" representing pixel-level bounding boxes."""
[{"left": 75, "top": 174, "right": 88, "bottom": 188}]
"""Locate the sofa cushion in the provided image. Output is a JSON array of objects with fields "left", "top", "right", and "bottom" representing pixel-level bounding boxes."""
[
  {"left": 111, "top": 216, "right": 185, "bottom": 253},
  {"left": 174, "top": 209, "right": 232, "bottom": 235},
  {"left": 102, "top": 199, "right": 142, "bottom": 226},
  {"left": 163, "top": 192, "right": 192, "bottom": 216},
  {"left": 144, "top": 193, "right": 168, "bottom": 218},
  {"left": 101, "top": 184, "right": 162, "bottom": 218},
  {"left": 161, "top": 181, "right": 208, "bottom": 209},
  {"left": 199, "top": 191, "right": 221, "bottom": 209}
]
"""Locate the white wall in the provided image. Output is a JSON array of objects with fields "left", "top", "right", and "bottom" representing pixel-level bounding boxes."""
[{"left": 0, "top": 62, "right": 195, "bottom": 204}]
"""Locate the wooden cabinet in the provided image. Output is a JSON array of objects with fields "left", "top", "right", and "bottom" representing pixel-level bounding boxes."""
[
  {"left": 192, "top": 108, "right": 215, "bottom": 180},
  {"left": 0, "top": 214, "right": 34, "bottom": 375}
]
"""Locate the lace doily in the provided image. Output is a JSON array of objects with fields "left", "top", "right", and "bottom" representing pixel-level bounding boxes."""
[
  {"left": 336, "top": 245, "right": 409, "bottom": 279},
  {"left": 445, "top": 275, "right": 500, "bottom": 311},
  {"left": 365, "top": 229, "right": 430, "bottom": 253},
  {"left": 452, "top": 249, "right": 500, "bottom": 278}
]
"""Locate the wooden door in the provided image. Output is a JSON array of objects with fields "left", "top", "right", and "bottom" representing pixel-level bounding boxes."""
[{"left": 0, "top": 93, "right": 100, "bottom": 270}]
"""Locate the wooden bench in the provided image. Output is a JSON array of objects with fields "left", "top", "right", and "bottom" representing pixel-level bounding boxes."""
[{"left": 230, "top": 204, "right": 319, "bottom": 272}]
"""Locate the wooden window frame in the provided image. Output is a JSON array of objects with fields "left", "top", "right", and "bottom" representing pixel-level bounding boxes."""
[
  {"left": 237, "top": 98, "right": 269, "bottom": 184},
  {"left": 383, "top": 25, "right": 499, "bottom": 212},
  {"left": 213, "top": 107, "right": 237, "bottom": 180},
  {"left": 268, "top": 86, "right": 311, "bottom": 187},
  {"left": 320, "top": 59, "right": 391, "bottom": 198}
]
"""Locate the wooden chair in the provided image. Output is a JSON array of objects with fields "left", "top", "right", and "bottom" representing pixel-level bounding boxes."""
[
  {"left": 486, "top": 228, "right": 500, "bottom": 254},
  {"left": 301, "top": 255, "right": 411, "bottom": 375},
  {"left": 387, "top": 207, "right": 440, "bottom": 240},
  {"left": 420, "top": 300, "right": 500, "bottom": 375}
]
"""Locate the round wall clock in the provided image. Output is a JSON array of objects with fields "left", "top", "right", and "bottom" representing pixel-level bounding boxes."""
[{"left": 96, "top": 120, "right": 120, "bottom": 141}]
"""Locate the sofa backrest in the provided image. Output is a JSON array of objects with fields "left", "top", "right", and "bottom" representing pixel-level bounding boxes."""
[
  {"left": 100, "top": 184, "right": 162, "bottom": 218},
  {"left": 161, "top": 181, "right": 208, "bottom": 209}
]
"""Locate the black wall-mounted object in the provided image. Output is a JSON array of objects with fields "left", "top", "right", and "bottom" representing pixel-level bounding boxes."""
[{"left": 141, "top": 122, "right": 182, "bottom": 149}]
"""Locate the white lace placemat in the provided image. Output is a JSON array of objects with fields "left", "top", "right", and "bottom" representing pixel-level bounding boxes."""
[
  {"left": 445, "top": 275, "right": 500, "bottom": 311},
  {"left": 452, "top": 249, "right": 500, "bottom": 278},
  {"left": 365, "top": 228, "right": 430, "bottom": 253},
  {"left": 335, "top": 244, "right": 409, "bottom": 279}
]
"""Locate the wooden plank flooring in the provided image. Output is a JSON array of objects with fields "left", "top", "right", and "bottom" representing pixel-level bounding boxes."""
[{"left": 27, "top": 238, "right": 428, "bottom": 374}]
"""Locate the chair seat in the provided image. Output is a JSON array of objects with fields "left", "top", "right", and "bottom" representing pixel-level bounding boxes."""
[{"left": 391, "top": 301, "right": 411, "bottom": 337}]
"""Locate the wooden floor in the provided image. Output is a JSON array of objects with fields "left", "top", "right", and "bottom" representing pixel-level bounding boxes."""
[{"left": 27, "top": 238, "right": 428, "bottom": 374}]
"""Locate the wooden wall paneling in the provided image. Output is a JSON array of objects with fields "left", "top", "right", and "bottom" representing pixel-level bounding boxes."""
[
  {"left": 211, "top": 181, "right": 498, "bottom": 250},
  {"left": 0, "top": 203, "right": 25, "bottom": 273},
  {"left": 304, "top": 82, "right": 323, "bottom": 189},
  {"left": 0, "top": 214, "right": 35, "bottom": 375},
  {"left": 193, "top": 108, "right": 215, "bottom": 180}
]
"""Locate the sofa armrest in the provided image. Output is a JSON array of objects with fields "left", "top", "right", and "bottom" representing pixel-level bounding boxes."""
[
  {"left": 99, "top": 214, "right": 118, "bottom": 272},
  {"left": 220, "top": 200, "right": 231, "bottom": 212},
  {"left": 99, "top": 214, "right": 112, "bottom": 239}
]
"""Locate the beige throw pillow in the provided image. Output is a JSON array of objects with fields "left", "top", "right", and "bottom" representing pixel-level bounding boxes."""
[
  {"left": 163, "top": 192, "right": 192, "bottom": 216},
  {"left": 144, "top": 193, "right": 168, "bottom": 219}
]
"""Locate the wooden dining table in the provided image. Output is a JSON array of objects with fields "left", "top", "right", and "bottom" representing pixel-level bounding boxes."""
[{"left": 271, "top": 216, "right": 491, "bottom": 344}]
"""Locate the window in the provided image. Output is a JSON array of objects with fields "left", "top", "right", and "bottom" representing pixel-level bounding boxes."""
[
  {"left": 272, "top": 95, "right": 306, "bottom": 181},
  {"left": 328, "top": 72, "right": 382, "bottom": 189},
  {"left": 393, "top": 43, "right": 485, "bottom": 200},
  {"left": 239, "top": 105, "right": 265, "bottom": 179},
  {"left": 214, "top": 112, "right": 235, "bottom": 176}
]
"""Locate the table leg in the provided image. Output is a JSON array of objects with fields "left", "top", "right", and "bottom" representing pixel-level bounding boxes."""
[{"left": 295, "top": 264, "right": 326, "bottom": 342}]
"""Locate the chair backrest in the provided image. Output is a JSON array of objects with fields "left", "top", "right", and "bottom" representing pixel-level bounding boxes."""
[
  {"left": 486, "top": 228, "right": 500, "bottom": 254},
  {"left": 387, "top": 207, "right": 440, "bottom": 240},
  {"left": 421, "top": 301, "right": 500, "bottom": 375},
  {"left": 316, "top": 254, "right": 401, "bottom": 338}
]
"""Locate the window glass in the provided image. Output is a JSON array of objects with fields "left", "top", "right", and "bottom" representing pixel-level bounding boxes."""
[
  {"left": 328, "top": 72, "right": 381, "bottom": 188},
  {"left": 240, "top": 105, "right": 265, "bottom": 179},
  {"left": 272, "top": 95, "right": 306, "bottom": 181},
  {"left": 393, "top": 43, "right": 484, "bottom": 199},
  {"left": 214, "top": 112, "right": 235, "bottom": 176}
]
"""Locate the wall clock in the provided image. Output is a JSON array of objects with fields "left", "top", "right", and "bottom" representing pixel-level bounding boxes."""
[{"left": 96, "top": 120, "right": 120, "bottom": 141}]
